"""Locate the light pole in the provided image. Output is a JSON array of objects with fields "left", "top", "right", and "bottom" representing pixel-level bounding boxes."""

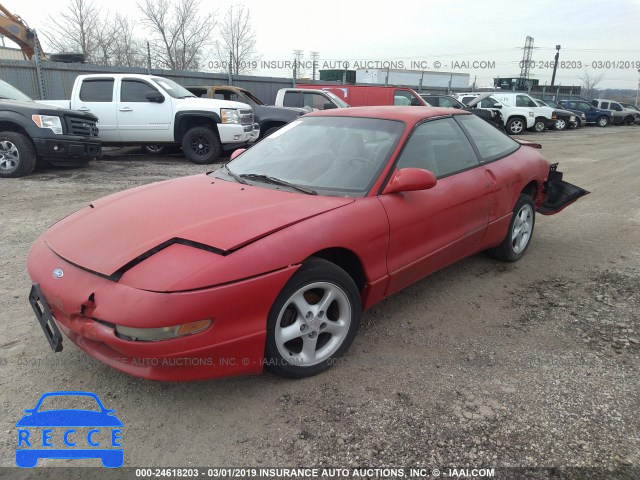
[
  {"left": 550, "top": 45, "right": 561, "bottom": 86},
  {"left": 636, "top": 68, "right": 640, "bottom": 106}
]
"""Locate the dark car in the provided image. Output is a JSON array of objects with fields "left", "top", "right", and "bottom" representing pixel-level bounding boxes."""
[
  {"left": 0, "top": 79, "right": 101, "bottom": 178},
  {"left": 533, "top": 99, "right": 578, "bottom": 130},
  {"left": 542, "top": 99, "right": 586, "bottom": 128},
  {"left": 620, "top": 103, "right": 640, "bottom": 124},
  {"left": 187, "top": 85, "right": 305, "bottom": 139},
  {"left": 420, "top": 94, "right": 503, "bottom": 129},
  {"left": 558, "top": 100, "right": 612, "bottom": 127}
]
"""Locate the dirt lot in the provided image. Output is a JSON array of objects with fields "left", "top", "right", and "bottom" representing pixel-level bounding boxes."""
[{"left": 0, "top": 127, "right": 639, "bottom": 478}]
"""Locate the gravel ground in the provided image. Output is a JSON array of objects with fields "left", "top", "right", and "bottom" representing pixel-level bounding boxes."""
[{"left": 0, "top": 127, "right": 639, "bottom": 479}]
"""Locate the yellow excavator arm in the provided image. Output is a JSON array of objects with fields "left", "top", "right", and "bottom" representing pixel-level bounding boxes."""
[{"left": 0, "top": 3, "right": 45, "bottom": 59}]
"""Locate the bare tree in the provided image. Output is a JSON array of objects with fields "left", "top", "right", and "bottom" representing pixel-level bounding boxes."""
[
  {"left": 41, "top": 0, "right": 102, "bottom": 60},
  {"left": 138, "top": 0, "right": 216, "bottom": 71},
  {"left": 94, "top": 16, "right": 121, "bottom": 65},
  {"left": 578, "top": 69, "right": 606, "bottom": 99},
  {"left": 216, "top": 4, "right": 257, "bottom": 75},
  {"left": 110, "top": 15, "right": 147, "bottom": 67}
]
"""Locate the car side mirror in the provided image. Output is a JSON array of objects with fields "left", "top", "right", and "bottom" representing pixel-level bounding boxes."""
[
  {"left": 382, "top": 168, "right": 437, "bottom": 194},
  {"left": 493, "top": 104, "right": 502, "bottom": 109},
  {"left": 230, "top": 148, "right": 246, "bottom": 160},
  {"left": 323, "top": 102, "right": 337, "bottom": 110},
  {"left": 145, "top": 91, "right": 165, "bottom": 103},
  {"left": 410, "top": 98, "right": 422, "bottom": 106}
]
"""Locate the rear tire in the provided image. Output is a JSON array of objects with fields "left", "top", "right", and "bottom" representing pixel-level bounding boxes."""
[
  {"left": 265, "top": 258, "right": 361, "bottom": 379},
  {"left": 181, "top": 126, "right": 221, "bottom": 164},
  {"left": 0, "top": 131, "right": 36, "bottom": 178},
  {"left": 142, "top": 144, "right": 166, "bottom": 155},
  {"left": 488, "top": 194, "right": 535, "bottom": 262}
]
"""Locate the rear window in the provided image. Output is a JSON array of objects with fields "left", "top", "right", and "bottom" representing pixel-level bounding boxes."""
[
  {"left": 79, "top": 79, "right": 114, "bottom": 102},
  {"left": 455, "top": 114, "right": 519, "bottom": 163}
]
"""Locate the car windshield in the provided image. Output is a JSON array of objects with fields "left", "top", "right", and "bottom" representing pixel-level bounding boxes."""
[
  {"left": 0, "top": 79, "right": 33, "bottom": 102},
  {"left": 213, "top": 116, "right": 404, "bottom": 197},
  {"left": 544, "top": 100, "right": 560, "bottom": 108},
  {"left": 535, "top": 99, "right": 548, "bottom": 107},
  {"left": 152, "top": 77, "right": 196, "bottom": 99}
]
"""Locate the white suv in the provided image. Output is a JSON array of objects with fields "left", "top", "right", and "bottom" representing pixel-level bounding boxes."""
[
  {"left": 457, "top": 93, "right": 535, "bottom": 135},
  {"left": 489, "top": 92, "right": 558, "bottom": 133}
]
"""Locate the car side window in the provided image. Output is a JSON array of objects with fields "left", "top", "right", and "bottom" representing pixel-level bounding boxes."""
[
  {"left": 121, "top": 80, "right": 159, "bottom": 102},
  {"left": 601, "top": 102, "right": 609, "bottom": 109},
  {"left": 455, "top": 114, "right": 519, "bottom": 163},
  {"left": 79, "top": 79, "right": 114, "bottom": 102},
  {"left": 283, "top": 92, "right": 301, "bottom": 108},
  {"left": 394, "top": 90, "right": 420, "bottom": 106},
  {"left": 303, "top": 93, "right": 331, "bottom": 110},
  {"left": 479, "top": 97, "right": 499, "bottom": 108},
  {"left": 396, "top": 117, "right": 479, "bottom": 178},
  {"left": 611, "top": 103, "right": 622, "bottom": 111},
  {"left": 460, "top": 96, "right": 475, "bottom": 105},
  {"left": 516, "top": 95, "right": 536, "bottom": 107}
]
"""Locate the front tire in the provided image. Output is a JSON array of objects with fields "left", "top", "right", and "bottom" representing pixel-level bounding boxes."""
[
  {"left": 0, "top": 131, "right": 36, "bottom": 178},
  {"left": 488, "top": 194, "right": 535, "bottom": 262},
  {"left": 596, "top": 116, "right": 610, "bottom": 127},
  {"left": 554, "top": 118, "right": 567, "bottom": 130},
  {"left": 181, "top": 126, "right": 221, "bottom": 164},
  {"left": 505, "top": 117, "right": 525, "bottom": 135},
  {"left": 531, "top": 119, "right": 546, "bottom": 132},
  {"left": 265, "top": 258, "right": 361, "bottom": 378}
]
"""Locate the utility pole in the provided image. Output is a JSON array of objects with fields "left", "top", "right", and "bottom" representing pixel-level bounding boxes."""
[
  {"left": 33, "top": 32, "right": 46, "bottom": 100},
  {"left": 447, "top": 74, "right": 453, "bottom": 94},
  {"left": 310, "top": 51, "right": 319, "bottom": 81},
  {"left": 146, "top": 42, "right": 152, "bottom": 74},
  {"left": 228, "top": 51, "right": 233, "bottom": 85},
  {"left": 636, "top": 69, "right": 640, "bottom": 106},
  {"left": 293, "top": 50, "right": 303, "bottom": 80},
  {"left": 550, "top": 45, "right": 561, "bottom": 86},
  {"left": 519, "top": 36, "right": 535, "bottom": 89}
]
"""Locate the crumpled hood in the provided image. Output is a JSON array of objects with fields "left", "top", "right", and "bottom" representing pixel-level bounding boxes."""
[{"left": 44, "top": 174, "right": 353, "bottom": 278}]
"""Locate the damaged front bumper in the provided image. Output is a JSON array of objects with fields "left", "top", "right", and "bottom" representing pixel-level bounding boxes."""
[{"left": 538, "top": 163, "right": 590, "bottom": 215}]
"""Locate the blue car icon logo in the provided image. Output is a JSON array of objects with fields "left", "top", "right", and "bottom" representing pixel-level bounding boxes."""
[{"left": 15, "top": 391, "right": 123, "bottom": 468}]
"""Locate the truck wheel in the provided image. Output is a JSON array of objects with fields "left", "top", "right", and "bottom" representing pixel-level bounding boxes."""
[
  {"left": 596, "top": 116, "right": 609, "bottom": 127},
  {"left": 530, "top": 119, "right": 546, "bottom": 132},
  {"left": 505, "top": 117, "right": 525, "bottom": 135},
  {"left": 142, "top": 144, "right": 166, "bottom": 155},
  {"left": 0, "top": 131, "right": 36, "bottom": 178},
  {"left": 181, "top": 126, "right": 221, "bottom": 164}
]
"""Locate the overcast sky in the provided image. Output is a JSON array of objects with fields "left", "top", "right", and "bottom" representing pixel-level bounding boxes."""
[{"left": 3, "top": 0, "right": 640, "bottom": 89}]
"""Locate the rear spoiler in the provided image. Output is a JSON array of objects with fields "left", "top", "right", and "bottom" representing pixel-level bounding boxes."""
[{"left": 514, "top": 139, "right": 542, "bottom": 149}]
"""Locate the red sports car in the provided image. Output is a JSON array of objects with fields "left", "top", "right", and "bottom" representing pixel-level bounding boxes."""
[{"left": 27, "top": 107, "right": 588, "bottom": 381}]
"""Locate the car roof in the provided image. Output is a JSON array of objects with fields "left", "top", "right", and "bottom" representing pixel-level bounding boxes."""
[{"left": 305, "top": 106, "right": 469, "bottom": 122}]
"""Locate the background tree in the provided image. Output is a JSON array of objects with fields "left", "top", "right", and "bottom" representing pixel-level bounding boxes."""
[
  {"left": 579, "top": 69, "right": 606, "bottom": 100},
  {"left": 216, "top": 4, "right": 257, "bottom": 75},
  {"left": 110, "top": 15, "right": 147, "bottom": 67},
  {"left": 41, "top": 0, "right": 101, "bottom": 61},
  {"left": 138, "top": 0, "right": 216, "bottom": 70}
]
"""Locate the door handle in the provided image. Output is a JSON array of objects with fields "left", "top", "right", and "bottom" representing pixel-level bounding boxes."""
[
  {"left": 78, "top": 107, "right": 90, "bottom": 111},
  {"left": 119, "top": 107, "right": 133, "bottom": 112}
]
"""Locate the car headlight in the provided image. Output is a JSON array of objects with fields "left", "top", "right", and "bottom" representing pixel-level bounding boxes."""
[
  {"left": 115, "top": 319, "right": 212, "bottom": 341},
  {"left": 32, "top": 115, "right": 63, "bottom": 134},
  {"left": 220, "top": 109, "right": 240, "bottom": 124},
  {"left": 581, "top": 113, "right": 586, "bottom": 119}
]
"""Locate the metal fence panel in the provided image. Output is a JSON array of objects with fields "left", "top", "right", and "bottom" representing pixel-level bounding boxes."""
[{"left": 0, "top": 60, "right": 293, "bottom": 104}]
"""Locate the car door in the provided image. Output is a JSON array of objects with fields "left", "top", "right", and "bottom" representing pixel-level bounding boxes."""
[
  {"left": 75, "top": 78, "right": 119, "bottom": 142},
  {"left": 379, "top": 117, "right": 495, "bottom": 295},
  {"left": 116, "top": 78, "right": 173, "bottom": 142}
]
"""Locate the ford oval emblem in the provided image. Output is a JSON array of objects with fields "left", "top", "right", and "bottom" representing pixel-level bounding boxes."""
[{"left": 52, "top": 268, "right": 64, "bottom": 279}]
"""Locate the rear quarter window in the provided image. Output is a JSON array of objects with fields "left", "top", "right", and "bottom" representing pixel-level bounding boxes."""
[
  {"left": 455, "top": 114, "right": 519, "bottom": 163},
  {"left": 79, "top": 79, "right": 114, "bottom": 102}
]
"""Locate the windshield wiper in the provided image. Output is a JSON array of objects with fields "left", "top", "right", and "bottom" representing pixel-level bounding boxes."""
[
  {"left": 239, "top": 173, "right": 317, "bottom": 195},
  {"left": 224, "top": 164, "right": 247, "bottom": 184}
]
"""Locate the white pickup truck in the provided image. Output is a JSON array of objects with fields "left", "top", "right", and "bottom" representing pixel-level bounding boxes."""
[{"left": 37, "top": 74, "right": 258, "bottom": 164}]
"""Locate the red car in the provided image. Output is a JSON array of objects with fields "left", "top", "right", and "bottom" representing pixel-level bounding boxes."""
[{"left": 27, "top": 107, "right": 588, "bottom": 381}]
